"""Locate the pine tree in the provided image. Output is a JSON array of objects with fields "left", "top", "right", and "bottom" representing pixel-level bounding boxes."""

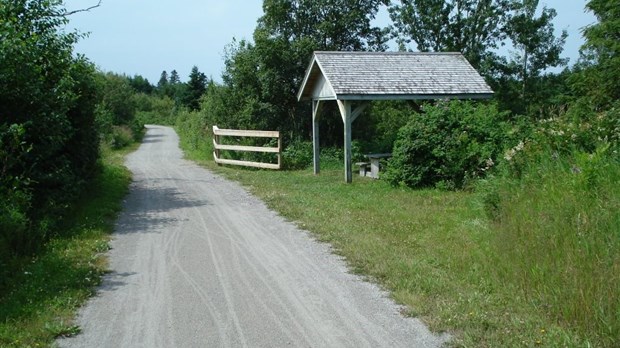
[{"left": 184, "top": 66, "right": 208, "bottom": 111}]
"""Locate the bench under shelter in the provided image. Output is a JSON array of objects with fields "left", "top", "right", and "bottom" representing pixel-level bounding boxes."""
[{"left": 297, "top": 51, "right": 494, "bottom": 183}]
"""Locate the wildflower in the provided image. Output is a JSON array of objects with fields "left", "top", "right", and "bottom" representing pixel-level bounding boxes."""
[{"left": 515, "top": 141, "right": 524, "bottom": 151}]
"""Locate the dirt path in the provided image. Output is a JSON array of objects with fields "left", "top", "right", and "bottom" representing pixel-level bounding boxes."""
[{"left": 59, "top": 125, "right": 447, "bottom": 348}]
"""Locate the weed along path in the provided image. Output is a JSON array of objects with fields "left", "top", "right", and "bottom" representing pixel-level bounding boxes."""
[{"left": 59, "top": 125, "right": 446, "bottom": 348}]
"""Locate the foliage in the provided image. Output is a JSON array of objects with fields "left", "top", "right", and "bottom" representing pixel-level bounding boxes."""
[
  {"left": 127, "top": 74, "right": 154, "bottom": 94},
  {"left": 0, "top": 0, "right": 100, "bottom": 261},
  {"left": 0, "top": 146, "right": 132, "bottom": 346},
  {"left": 570, "top": 0, "right": 620, "bottom": 109},
  {"left": 96, "top": 72, "right": 137, "bottom": 125},
  {"left": 175, "top": 109, "right": 213, "bottom": 160},
  {"left": 183, "top": 66, "right": 208, "bottom": 111},
  {"left": 502, "top": 0, "right": 568, "bottom": 114},
  {"left": 364, "top": 101, "right": 416, "bottom": 152},
  {"left": 282, "top": 140, "right": 313, "bottom": 170},
  {"left": 157, "top": 70, "right": 168, "bottom": 88},
  {"left": 389, "top": 0, "right": 568, "bottom": 115},
  {"left": 385, "top": 101, "right": 509, "bottom": 189},
  {"left": 388, "top": 0, "right": 512, "bottom": 70},
  {"left": 133, "top": 93, "right": 177, "bottom": 125}
]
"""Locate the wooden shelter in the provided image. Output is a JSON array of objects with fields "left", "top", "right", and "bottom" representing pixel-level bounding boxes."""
[{"left": 297, "top": 51, "right": 494, "bottom": 183}]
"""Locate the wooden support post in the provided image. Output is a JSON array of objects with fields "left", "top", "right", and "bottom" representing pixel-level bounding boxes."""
[
  {"left": 312, "top": 100, "right": 321, "bottom": 175},
  {"left": 214, "top": 127, "right": 221, "bottom": 166},
  {"left": 337, "top": 100, "right": 353, "bottom": 183},
  {"left": 277, "top": 135, "right": 282, "bottom": 169}
]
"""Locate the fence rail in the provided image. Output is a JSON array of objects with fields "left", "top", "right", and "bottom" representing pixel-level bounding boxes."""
[{"left": 212, "top": 126, "right": 281, "bottom": 170}]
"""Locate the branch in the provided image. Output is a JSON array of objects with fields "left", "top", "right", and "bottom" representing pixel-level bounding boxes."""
[{"left": 64, "top": 1, "right": 102, "bottom": 16}]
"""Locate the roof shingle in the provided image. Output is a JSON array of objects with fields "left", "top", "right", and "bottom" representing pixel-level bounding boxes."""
[{"left": 298, "top": 51, "right": 493, "bottom": 101}]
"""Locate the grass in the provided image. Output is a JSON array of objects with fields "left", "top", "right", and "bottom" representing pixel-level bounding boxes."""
[
  {"left": 0, "top": 144, "right": 135, "bottom": 348},
  {"left": 177, "top": 122, "right": 619, "bottom": 347}
]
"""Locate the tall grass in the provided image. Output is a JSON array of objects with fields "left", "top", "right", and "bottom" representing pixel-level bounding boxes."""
[{"left": 484, "top": 148, "right": 619, "bottom": 346}]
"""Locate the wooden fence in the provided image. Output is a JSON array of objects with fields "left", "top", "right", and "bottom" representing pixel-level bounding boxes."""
[{"left": 212, "top": 126, "right": 282, "bottom": 170}]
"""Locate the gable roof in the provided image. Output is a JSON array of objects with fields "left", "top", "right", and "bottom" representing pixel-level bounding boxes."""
[{"left": 297, "top": 51, "right": 493, "bottom": 101}]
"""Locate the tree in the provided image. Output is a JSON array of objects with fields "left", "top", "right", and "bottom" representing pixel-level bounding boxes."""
[
  {"left": 571, "top": 0, "right": 620, "bottom": 109},
  {"left": 389, "top": 0, "right": 513, "bottom": 70},
  {"left": 170, "top": 70, "right": 181, "bottom": 85},
  {"left": 259, "top": 0, "right": 390, "bottom": 51},
  {"left": 184, "top": 66, "right": 208, "bottom": 111},
  {"left": 209, "top": 0, "right": 391, "bottom": 144},
  {"left": 97, "top": 73, "right": 137, "bottom": 125},
  {"left": 128, "top": 74, "right": 154, "bottom": 94},
  {"left": 157, "top": 70, "right": 168, "bottom": 89},
  {"left": 505, "top": 0, "right": 567, "bottom": 110}
]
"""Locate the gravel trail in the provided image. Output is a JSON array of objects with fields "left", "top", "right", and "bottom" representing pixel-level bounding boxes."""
[{"left": 58, "top": 125, "right": 448, "bottom": 348}]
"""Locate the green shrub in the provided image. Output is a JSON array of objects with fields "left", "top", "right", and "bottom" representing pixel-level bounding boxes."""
[
  {"left": 110, "top": 126, "right": 134, "bottom": 149},
  {"left": 385, "top": 100, "right": 509, "bottom": 189},
  {"left": 282, "top": 141, "right": 313, "bottom": 170},
  {"left": 134, "top": 94, "right": 177, "bottom": 125},
  {"left": 175, "top": 109, "right": 212, "bottom": 159}
]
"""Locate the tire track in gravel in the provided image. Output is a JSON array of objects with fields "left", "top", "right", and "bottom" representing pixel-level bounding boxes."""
[{"left": 58, "top": 125, "right": 449, "bottom": 348}]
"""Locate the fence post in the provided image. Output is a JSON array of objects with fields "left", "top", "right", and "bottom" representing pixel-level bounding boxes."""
[{"left": 277, "top": 135, "right": 282, "bottom": 169}]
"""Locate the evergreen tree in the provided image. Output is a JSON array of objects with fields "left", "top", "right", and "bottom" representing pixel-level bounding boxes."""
[
  {"left": 170, "top": 70, "right": 181, "bottom": 85},
  {"left": 157, "top": 70, "right": 168, "bottom": 89},
  {"left": 184, "top": 66, "right": 208, "bottom": 111}
]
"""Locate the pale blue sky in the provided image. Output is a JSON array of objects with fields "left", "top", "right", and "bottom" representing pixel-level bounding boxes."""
[{"left": 64, "top": 0, "right": 596, "bottom": 84}]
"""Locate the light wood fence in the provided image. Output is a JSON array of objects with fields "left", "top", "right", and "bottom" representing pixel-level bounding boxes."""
[{"left": 212, "top": 126, "right": 281, "bottom": 170}]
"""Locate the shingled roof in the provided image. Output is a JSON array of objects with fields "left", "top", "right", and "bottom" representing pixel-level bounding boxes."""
[{"left": 297, "top": 51, "right": 493, "bottom": 101}]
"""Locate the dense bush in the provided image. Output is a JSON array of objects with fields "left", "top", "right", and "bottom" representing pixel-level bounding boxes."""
[
  {"left": 94, "top": 73, "right": 145, "bottom": 147},
  {"left": 0, "top": 1, "right": 100, "bottom": 276},
  {"left": 385, "top": 100, "right": 509, "bottom": 189},
  {"left": 134, "top": 93, "right": 177, "bottom": 126},
  {"left": 175, "top": 109, "right": 212, "bottom": 158}
]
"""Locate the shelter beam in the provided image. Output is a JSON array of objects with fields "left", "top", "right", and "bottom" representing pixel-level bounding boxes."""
[{"left": 312, "top": 100, "right": 322, "bottom": 175}]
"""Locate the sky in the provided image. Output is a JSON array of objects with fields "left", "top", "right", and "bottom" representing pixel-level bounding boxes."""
[{"left": 63, "top": 0, "right": 597, "bottom": 84}]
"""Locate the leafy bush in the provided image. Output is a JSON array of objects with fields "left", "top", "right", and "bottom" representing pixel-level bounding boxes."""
[
  {"left": 134, "top": 93, "right": 177, "bottom": 125},
  {"left": 0, "top": 1, "right": 100, "bottom": 265},
  {"left": 282, "top": 141, "right": 313, "bottom": 170},
  {"left": 110, "top": 126, "right": 134, "bottom": 149},
  {"left": 385, "top": 100, "right": 509, "bottom": 189},
  {"left": 175, "top": 109, "right": 212, "bottom": 158}
]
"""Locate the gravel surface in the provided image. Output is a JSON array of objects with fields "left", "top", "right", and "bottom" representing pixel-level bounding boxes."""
[{"left": 58, "top": 125, "right": 448, "bottom": 348}]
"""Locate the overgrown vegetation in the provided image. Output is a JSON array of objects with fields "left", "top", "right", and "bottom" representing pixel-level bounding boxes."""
[
  {"left": 385, "top": 101, "right": 510, "bottom": 189},
  {"left": 0, "top": 145, "right": 134, "bottom": 347},
  {"left": 1, "top": 0, "right": 100, "bottom": 282},
  {"left": 0, "top": 1, "right": 142, "bottom": 342}
]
